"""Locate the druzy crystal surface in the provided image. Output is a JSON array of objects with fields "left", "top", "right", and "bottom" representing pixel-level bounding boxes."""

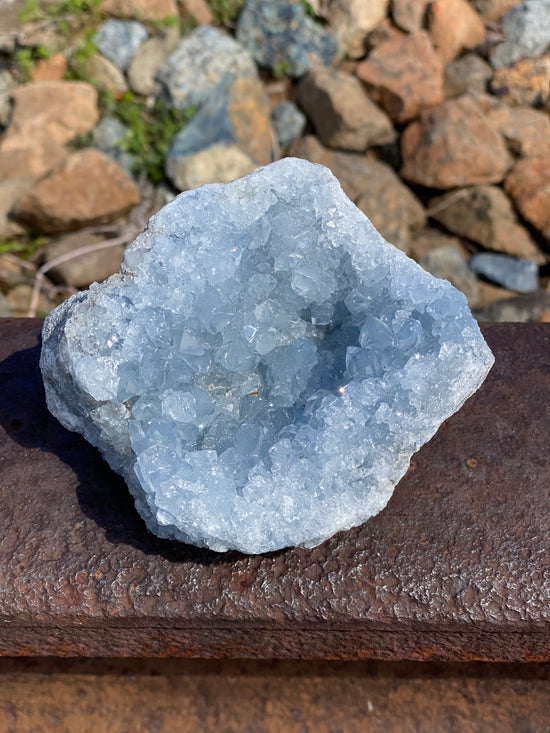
[{"left": 40, "top": 159, "right": 494, "bottom": 554}]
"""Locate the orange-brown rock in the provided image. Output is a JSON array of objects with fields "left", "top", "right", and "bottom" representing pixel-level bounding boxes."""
[
  {"left": 429, "top": 185, "right": 545, "bottom": 262},
  {"left": 365, "top": 17, "right": 406, "bottom": 51},
  {"left": 490, "top": 55, "right": 550, "bottom": 107},
  {"left": 31, "top": 53, "right": 67, "bottom": 82},
  {"left": 0, "top": 81, "right": 98, "bottom": 150},
  {"left": 290, "top": 136, "right": 424, "bottom": 252},
  {"left": 0, "top": 145, "right": 66, "bottom": 182},
  {"left": 444, "top": 53, "right": 492, "bottom": 98},
  {"left": 356, "top": 32, "right": 444, "bottom": 123},
  {"left": 504, "top": 156, "right": 550, "bottom": 242},
  {"left": 44, "top": 231, "right": 126, "bottom": 288},
  {"left": 296, "top": 66, "right": 395, "bottom": 152},
  {"left": 178, "top": 0, "right": 213, "bottom": 25},
  {"left": 400, "top": 96, "right": 511, "bottom": 188},
  {"left": 486, "top": 106, "right": 550, "bottom": 158},
  {"left": 13, "top": 149, "right": 141, "bottom": 234},
  {"left": 391, "top": 0, "right": 429, "bottom": 32},
  {"left": 100, "top": 0, "right": 178, "bottom": 19},
  {"left": 228, "top": 76, "right": 273, "bottom": 166},
  {"left": 428, "top": 0, "right": 486, "bottom": 64}
]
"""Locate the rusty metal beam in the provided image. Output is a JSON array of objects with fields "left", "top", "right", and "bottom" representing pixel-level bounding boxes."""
[{"left": 0, "top": 318, "right": 548, "bottom": 661}]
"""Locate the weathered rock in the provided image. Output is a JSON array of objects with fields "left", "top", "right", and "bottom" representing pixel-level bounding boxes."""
[
  {"left": 365, "top": 17, "right": 406, "bottom": 50},
  {"left": 178, "top": 0, "right": 214, "bottom": 25},
  {"left": 504, "top": 156, "right": 550, "bottom": 241},
  {"left": 356, "top": 32, "right": 444, "bottom": 123},
  {"left": 391, "top": 0, "right": 428, "bottom": 32},
  {"left": 476, "top": 290, "right": 550, "bottom": 321},
  {"left": 94, "top": 19, "right": 148, "bottom": 72},
  {"left": 491, "top": 0, "right": 550, "bottom": 69},
  {"left": 13, "top": 149, "right": 141, "bottom": 234},
  {"left": 429, "top": 185, "right": 545, "bottom": 262},
  {"left": 158, "top": 26, "right": 257, "bottom": 110},
  {"left": 0, "top": 145, "right": 66, "bottom": 182},
  {"left": 290, "top": 136, "right": 425, "bottom": 251},
  {"left": 490, "top": 55, "right": 550, "bottom": 107},
  {"left": 0, "top": 70, "right": 15, "bottom": 127},
  {"left": 17, "top": 19, "right": 64, "bottom": 52},
  {"left": 471, "top": 0, "right": 524, "bottom": 20},
  {"left": 100, "top": 0, "right": 178, "bottom": 19},
  {"left": 327, "top": 0, "right": 389, "bottom": 58},
  {"left": 420, "top": 245, "right": 480, "bottom": 307},
  {"left": 400, "top": 95, "right": 511, "bottom": 188},
  {"left": 0, "top": 179, "right": 28, "bottom": 239},
  {"left": 428, "top": 0, "right": 486, "bottom": 64},
  {"left": 237, "top": 0, "right": 338, "bottom": 77},
  {"left": 271, "top": 101, "right": 306, "bottom": 149},
  {"left": 444, "top": 53, "right": 492, "bottom": 98},
  {"left": 469, "top": 252, "right": 538, "bottom": 292},
  {"left": 296, "top": 66, "right": 394, "bottom": 152},
  {"left": 408, "top": 228, "right": 470, "bottom": 261},
  {"left": 7, "top": 284, "right": 51, "bottom": 317},
  {"left": 44, "top": 231, "right": 125, "bottom": 288},
  {"left": 486, "top": 106, "right": 550, "bottom": 157},
  {"left": 127, "top": 29, "right": 180, "bottom": 96},
  {"left": 167, "top": 143, "right": 257, "bottom": 191},
  {"left": 1, "top": 81, "right": 98, "bottom": 149},
  {"left": 165, "top": 75, "right": 273, "bottom": 180},
  {"left": 30, "top": 53, "right": 67, "bottom": 82},
  {"left": 77, "top": 53, "right": 129, "bottom": 97}
]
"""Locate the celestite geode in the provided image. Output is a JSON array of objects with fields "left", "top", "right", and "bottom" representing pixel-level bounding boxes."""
[{"left": 40, "top": 159, "right": 494, "bottom": 553}]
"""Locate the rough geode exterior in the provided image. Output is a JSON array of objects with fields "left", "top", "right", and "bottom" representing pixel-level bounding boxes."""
[{"left": 40, "top": 159, "right": 494, "bottom": 553}]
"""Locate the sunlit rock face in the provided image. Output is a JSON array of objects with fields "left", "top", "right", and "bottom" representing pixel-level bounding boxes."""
[{"left": 40, "top": 159, "right": 494, "bottom": 554}]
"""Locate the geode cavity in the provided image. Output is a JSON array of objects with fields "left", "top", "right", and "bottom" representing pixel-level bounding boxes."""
[{"left": 40, "top": 159, "right": 494, "bottom": 553}]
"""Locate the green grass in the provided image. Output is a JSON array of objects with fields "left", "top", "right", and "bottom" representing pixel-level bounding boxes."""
[
  {"left": 207, "top": 0, "right": 244, "bottom": 26},
  {"left": 18, "top": 0, "right": 102, "bottom": 23},
  {"left": 0, "top": 236, "right": 47, "bottom": 259},
  {"left": 14, "top": 45, "right": 52, "bottom": 81},
  {"left": 101, "top": 92, "right": 196, "bottom": 184}
]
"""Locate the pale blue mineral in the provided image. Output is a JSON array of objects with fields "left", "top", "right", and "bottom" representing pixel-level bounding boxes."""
[{"left": 40, "top": 159, "right": 494, "bottom": 554}]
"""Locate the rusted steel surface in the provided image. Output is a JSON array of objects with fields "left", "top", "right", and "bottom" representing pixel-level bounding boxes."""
[
  {"left": 0, "top": 318, "right": 548, "bottom": 661},
  {"left": 0, "top": 659, "right": 548, "bottom": 732}
]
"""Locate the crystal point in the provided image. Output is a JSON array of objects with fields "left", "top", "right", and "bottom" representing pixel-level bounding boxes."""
[{"left": 40, "top": 159, "right": 494, "bottom": 553}]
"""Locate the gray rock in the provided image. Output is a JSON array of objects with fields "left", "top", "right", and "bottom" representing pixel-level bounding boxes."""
[
  {"left": 157, "top": 26, "right": 257, "bottom": 110},
  {"left": 237, "top": 0, "right": 338, "bottom": 77},
  {"left": 94, "top": 19, "right": 148, "bottom": 71},
  {"left": 420, "top": 245, "right": 480, "bottom": 308},
  {"left": 92, "top": 117, "right": 135, "bottom": 178},
  {"left": 492, "top": 0, "right": 550, "bottom": 69},
  {"left": 476, "top": 290, "right": 550, "bottom": 321},
  {"left": 0, "top": 70, "right": 15, "bottom": 127},
  {"left": 469, "top": 252, "right": 539, "bottom": 292},
  {"left": 271, "top": 101, "right": 306, "bottom": 149},
  {"left": 444, "top": 53, "right": 492, "bottom": 98}
]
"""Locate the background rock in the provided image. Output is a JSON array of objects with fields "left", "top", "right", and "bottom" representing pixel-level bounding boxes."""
[
  {"left": 420, "top": 245, "right": 480, "bottom": 307},
  {"left": 167, "top": 143, "right": 256, "bottom": 191},
  {"left": 271, "top": 101, "right": 306, "bottom": 149},
  {"left": 94, "top": 19, "right": 148, "bottom": 71},
  {"left": 44, "top": 231, "right": 125, "bottom": 288},
  {"left": 491, "top": 0, "right": 550, "bottom": 69},
  {"left": 356, "top": 32, "right": 444, "bottom": 123},
  {"left": 100, "top": 0, "right": 178, "bottom": 19},
  {"left": 157, "top": 26, "right": 257, "bottom": 110},
  {"left": 490, "top": 55, "right": 550, "bottom": 107},
  {"left": 400, "top": 95, "right": 511, "bottom": 188},
  {"left": 296, "top": 66, "right": 394, "bottom": 152},
  {"left": 327, "top": 0, "right": 389, "bottom": 58},
  {"left": 469, "top": 252, "right": 538, "bottom": 292},
  {"left": 30, "top": 53, "right": 67, "bottom": 82},
  {"left": 0, "top": 70, "right": 15, "bottom": 127},
  {"left": 13, "top": 149, "right": 141, "bottom": 233},
  {"left": 77, "top": 53, "right": 128, "bottom": 96},
  {"left": 475, "top": 290, "right": 550, "bottom": 321},
  {"left": 428, "top": 0, "right": 486, "bottom": 64},
  {"left": 470, "top": 0, "right": 524, "bottom": 20},
  {"left": 429, "top": 185, "right": 545, "bottom": 262},
  {"left": 486, "top": 106, "right": 550, "bottom": 157},
  {"left": 504, "top": 155, "right": 550, "bottom": 241},
  {"left": 127, "top": 29, "right": 180, "bottom": 96},
  {"left": 444, "top": 53, "right": 492, "bottom": 98},
  {"left": 237, "top": 0, "right": 338, "bottom": 77},
  {"left": 391, "top": 0, "right": 428, "bottom": 32}
]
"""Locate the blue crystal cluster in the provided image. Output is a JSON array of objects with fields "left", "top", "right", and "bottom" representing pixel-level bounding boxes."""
[{"left": 40, "top": 159, "right": 494, "bottom": 553}]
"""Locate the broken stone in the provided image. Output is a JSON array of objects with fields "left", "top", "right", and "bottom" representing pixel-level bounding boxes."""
[{"left": 504, "top": 155, "right": 550, "bottom": 241}]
